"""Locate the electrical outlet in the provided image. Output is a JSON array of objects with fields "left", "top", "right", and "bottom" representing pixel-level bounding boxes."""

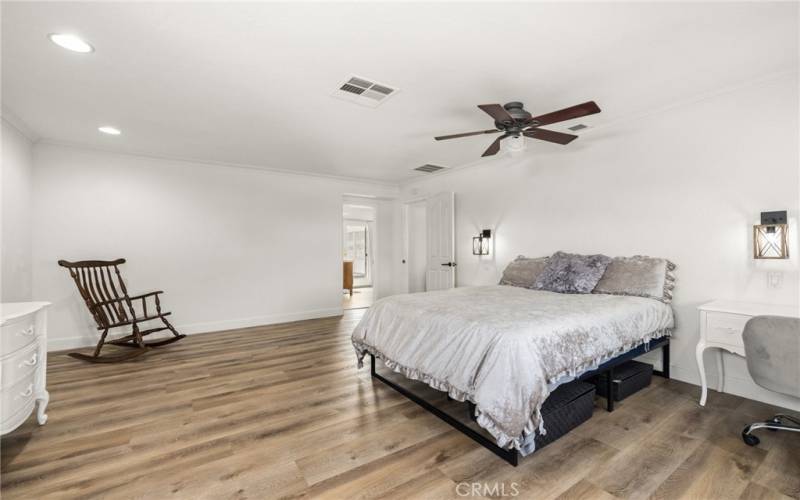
[{"left": 767, "top": 272, "right": 783, "bottom": 289}]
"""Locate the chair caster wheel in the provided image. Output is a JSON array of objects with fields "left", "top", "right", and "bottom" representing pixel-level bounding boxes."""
[{"left": 742, "top": 432, "right": 760, "bottom": 446}]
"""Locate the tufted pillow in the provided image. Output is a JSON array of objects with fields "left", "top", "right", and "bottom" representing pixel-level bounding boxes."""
[
  {"left": 593, "top": 255, "right": 676, "bottom": 303},
  {"left": 498, "top": 256, "right": 549, "bottom": 288},
  {"left": 532, "top": 251, "right": 612, "bottom": 294}
]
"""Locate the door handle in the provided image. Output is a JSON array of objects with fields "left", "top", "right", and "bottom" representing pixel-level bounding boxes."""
[{"left": 441, "top": 262, "right": 457, "bottom": 267}]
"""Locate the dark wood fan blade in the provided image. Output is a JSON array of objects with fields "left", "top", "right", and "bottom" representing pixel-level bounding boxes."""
[
  {"left": 435, "top": 129, "right": 501, "bottom": 141},
  {"left": 478, "top": 104, "right": 515, "bottom": 124},
  {"left": 523, "top": 128, "right": 578, "bottom": 145},
  {"left": 482, "top": 134, "right": 509, "bottom": 157},
  {"left": 532, "top": 101, "right": 601, "bottom": 126}
]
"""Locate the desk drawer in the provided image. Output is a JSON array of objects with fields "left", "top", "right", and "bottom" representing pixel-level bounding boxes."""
[{"left": 706, "top": 312, "right": 748, "bottom": 347}]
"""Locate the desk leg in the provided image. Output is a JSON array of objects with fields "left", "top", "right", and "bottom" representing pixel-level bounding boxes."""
[
  {"left": 695, "top": 342, "right": 708, "bottom": 406},
  {"left": 716, "top": 350, "right": 725, "bottom": 394}
]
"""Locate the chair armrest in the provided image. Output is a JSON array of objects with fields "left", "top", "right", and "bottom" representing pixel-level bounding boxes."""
[
  {"left": 90, "top": 296, "right": 138, "bottom": 326},
  {"left": 91, "top": 296, "right": 129, "bottom": 309},
  {"left": 130, "top": 291, "right": 166, "bottom": 317},
  {"left": 128, "top": 291, "right": 164, "bottom": 300}
]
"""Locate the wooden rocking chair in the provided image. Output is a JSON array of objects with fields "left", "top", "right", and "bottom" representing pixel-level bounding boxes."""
[{"left": 58, "top": 259, "right": 186, "bottom": 363}]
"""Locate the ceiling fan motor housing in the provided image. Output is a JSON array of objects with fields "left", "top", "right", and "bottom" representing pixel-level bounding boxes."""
[{"left": 496, "top": 102, "right": 533, "bottom": 130}]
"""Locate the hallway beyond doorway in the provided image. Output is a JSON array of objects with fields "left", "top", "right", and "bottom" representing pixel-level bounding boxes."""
[{"left": 343, "top": 287, "right": 373, "bottom": 310}]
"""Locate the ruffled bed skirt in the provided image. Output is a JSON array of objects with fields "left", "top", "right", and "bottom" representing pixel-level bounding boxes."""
[{"left": 354, "top": 327, "right": 671, "bottom": 456}]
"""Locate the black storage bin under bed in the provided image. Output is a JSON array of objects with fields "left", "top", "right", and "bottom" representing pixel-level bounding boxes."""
[
  {"left": 594, "top": 360, "right": 653, "bottom": 402},
  {"left": 533, "top": 380, "right": 596, "bottom": 450}
]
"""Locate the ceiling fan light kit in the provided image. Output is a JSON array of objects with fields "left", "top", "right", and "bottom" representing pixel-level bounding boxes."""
[
  {"left": 435, "top": 100, "right": 601, "bottom": 157},
  {"left": 506, "top": 135, "right": 526, "bottom": 153}
]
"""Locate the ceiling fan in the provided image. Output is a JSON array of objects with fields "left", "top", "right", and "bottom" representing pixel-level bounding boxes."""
[{"left": 434, "top": 101, "right": 601, "bottom": 157}]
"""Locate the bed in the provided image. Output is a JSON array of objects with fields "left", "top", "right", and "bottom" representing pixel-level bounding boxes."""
[{"left": 352, "top": 279, "right": 674, "bottom": 465}]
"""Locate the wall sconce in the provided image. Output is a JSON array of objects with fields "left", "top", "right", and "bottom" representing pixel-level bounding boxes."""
[
  {"left": 473, "top": 229, "right": 491, "bottom": 256},
  {"left": 754, "top": 211, "right": 789, "bottom": 259}
]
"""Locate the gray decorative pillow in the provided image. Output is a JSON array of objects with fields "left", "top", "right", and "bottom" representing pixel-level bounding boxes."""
[
  {"left": 593, "top": 255, "right": 676, "bottom": 303},
  {"left": 499, "top": 256, "right": 549, "bottom": 288},
  {"left": 532, "top": 251, "right": 612, "bottom": 294}
]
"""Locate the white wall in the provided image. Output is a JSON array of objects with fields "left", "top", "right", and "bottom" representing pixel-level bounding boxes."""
[
  {"left": 32, "top": 143, "right": 398, "bottom": 350},
  {"left": 373, "top": 199, "right": 402, "bottom": 299},
  {"left": 1, "top": 119, "right": 34, "bottom": 302},
  {"left": 407, "top": 201, "right": 427, "bottom": 293},
  {"left": 401, "top": 73, "right": 800, "bottom": 410}
]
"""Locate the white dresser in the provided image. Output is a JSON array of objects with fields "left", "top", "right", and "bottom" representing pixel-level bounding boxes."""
[
  {"left": 1, "top": 302, "right": 50, "bottom": 435},
  {"left": 696, "top": 300, "right": 799, "bottom": 406}
]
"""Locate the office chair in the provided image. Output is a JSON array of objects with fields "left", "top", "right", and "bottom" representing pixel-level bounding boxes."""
[{"left": 741, "top": 315, "right": 800, "bottom": 446}]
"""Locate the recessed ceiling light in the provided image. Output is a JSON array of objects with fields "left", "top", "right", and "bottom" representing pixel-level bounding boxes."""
[
  {"left": 48, "top": 33, "right": 94, "bottom": 53},
  {"left": 98, "top": 126, "right": 121, "bottom": 135}
]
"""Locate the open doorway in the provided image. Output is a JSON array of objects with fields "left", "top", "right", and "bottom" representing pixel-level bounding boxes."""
[{"left": 343, "top": 202, "right": 376, "bottom": 309}]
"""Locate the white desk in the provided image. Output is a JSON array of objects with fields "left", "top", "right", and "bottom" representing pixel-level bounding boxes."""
[{"left": 696, "top": 300, "right": 799, "bottom": 406}]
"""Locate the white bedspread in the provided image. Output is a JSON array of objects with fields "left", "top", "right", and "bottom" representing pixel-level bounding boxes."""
[{"left": 351, "top": 285, "right": 673, "bottom": 455}]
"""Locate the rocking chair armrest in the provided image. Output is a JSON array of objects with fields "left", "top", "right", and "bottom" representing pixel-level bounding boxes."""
[
  {"left": 128, "top": 291, "right": 164, "bottom": 300},
  {"left": 90, "top": 296, "right": 131, "bottom": 310},
  {"left": 130, "top": 291, "right": 166, "bottom": 317},
  {"left": 90, "top": 296, "right": 139, "bottom": 325}
]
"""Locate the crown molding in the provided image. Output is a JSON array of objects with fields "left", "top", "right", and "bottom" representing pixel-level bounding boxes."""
[
  {"left": 36, "top": 139, "right": 401, "bottom": 191},
  {"left": 580, "top": 69, "right": 798, "bottom": 137},
  {"left": 1, "top": 106, "right": 39, "bottom": 143}
]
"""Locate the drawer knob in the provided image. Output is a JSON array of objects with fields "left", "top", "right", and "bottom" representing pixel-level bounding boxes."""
[
  {"left": 17, "top": 326, "right": 35, "bottom": 337},
  {"left": 18, "top": 384, "right": 33, "bottom": 398},
  {"left": 20, "top": 353, "right": 38, "bottom": 367}
]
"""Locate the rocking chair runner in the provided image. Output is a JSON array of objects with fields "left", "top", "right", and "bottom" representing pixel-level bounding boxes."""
[{"left": 58, "top": 259, "right": 186, "bottom": 362}]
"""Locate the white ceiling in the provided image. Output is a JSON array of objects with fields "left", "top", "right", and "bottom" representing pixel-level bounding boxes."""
[{"left": 2, "top": 2, "right": 797, "bottom": 183}]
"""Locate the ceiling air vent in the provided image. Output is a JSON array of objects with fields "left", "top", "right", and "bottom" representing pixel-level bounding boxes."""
[
  {"left": 414, "top": 164, "right": 446, "bottom": 174},
  {"left": 568, "top": 123, "right": 589, "bottom": 131},
  {"left": 333, "top": 75, "right": 399, "bottom": 108}
]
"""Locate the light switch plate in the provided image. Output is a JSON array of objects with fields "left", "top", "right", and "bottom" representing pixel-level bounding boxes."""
[{"left": 767, "top": 272, "right": 783, "bottom": 289}]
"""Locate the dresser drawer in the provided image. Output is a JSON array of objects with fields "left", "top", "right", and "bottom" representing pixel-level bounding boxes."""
[
  {"left": 0, "top": 372, "right": 38, "bottom": 423},
  {"left": 1, "top": 315, "right": 38, "bottom": 356},
  {"left": 706, "top": 312, "right": 749, "bottom": 347},
  {"left": 0, "top": 395, "right": 36, "bottom": 433},
  {"left": 1, "top": 342, "right": 41, "bottom": 389}
]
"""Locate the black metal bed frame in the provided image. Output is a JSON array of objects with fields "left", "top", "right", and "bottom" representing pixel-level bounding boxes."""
[{"left": 369, "top": 337, "right": 670, "bottom": 466}]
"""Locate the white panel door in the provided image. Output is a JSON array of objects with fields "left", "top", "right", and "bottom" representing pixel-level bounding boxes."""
[{"left": 425, "top": 192, "right": 455, "bottom": 291}]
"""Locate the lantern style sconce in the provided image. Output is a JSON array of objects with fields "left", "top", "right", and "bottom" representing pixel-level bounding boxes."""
[
  {"left": 473, "top": 229, "right": 492, "bottom": 256},
  {"left": 754, "top": 211, "right": 789, "bottom": 259}
]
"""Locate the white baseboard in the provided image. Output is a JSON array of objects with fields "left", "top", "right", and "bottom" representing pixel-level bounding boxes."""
[
  {"left": 48, "top": 318, "right": 800, "bottom": 413},
  {"left": 633, "top": 351, "right": 800, "bottom": 412},
  {"left": 178, "top": 307, "right": 343, "bottom": 335},
  {"left": 668, "top": 364, "right": 800, "bottom": 412},
  {"left": 47, "top": 307, "right": 344, "bottom": 352}
]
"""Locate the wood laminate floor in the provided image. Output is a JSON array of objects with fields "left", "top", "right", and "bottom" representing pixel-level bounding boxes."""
[{"left": 1, "top": 309, "right": 798, "bottom": 499}]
